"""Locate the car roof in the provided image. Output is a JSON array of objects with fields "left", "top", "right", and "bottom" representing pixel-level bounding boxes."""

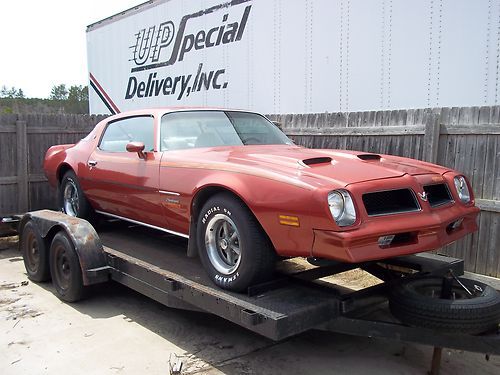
[{"left": 107, "top": 107, "right": 261, "bottom": 120}]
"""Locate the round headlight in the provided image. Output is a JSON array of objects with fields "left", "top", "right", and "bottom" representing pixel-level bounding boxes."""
[
  {"left": 328, "top": 191, "right": 344, "bottom": 220},
  {"left": 453, "top": 176, "right": 471, "bottom": 203},
  {"left": 328, "top": 190, "right": 356, "bottom": 226}
]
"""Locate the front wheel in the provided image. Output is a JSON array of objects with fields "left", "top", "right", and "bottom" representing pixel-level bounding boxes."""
[{"left": 197, "top": 193, "right": 275, "bottom": 292}]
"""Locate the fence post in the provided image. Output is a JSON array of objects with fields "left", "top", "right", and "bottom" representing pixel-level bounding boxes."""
[
  {"left": 16, "top": 120, "right": 28, "bottom": 213},
  {"left": 423, "top": 113, "right": 441, "bottom": 164}
]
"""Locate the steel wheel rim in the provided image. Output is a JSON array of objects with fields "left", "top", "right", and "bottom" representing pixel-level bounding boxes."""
[
  {"left": 63, "top": 179, "right": 79, "bottom": 217},
  {"left": 54, "top": 245, "right": 71, "bottom": 291},
  {"left": 25, "top": 231, "right": 39, "bottom": 272},
  {"left": 205, "top": 214, "right": 241, "bottom": 275},
  {"left": 413, "top": 284, "right": 471, "bottom": 300}
]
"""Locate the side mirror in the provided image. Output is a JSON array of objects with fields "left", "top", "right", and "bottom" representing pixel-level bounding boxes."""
[{"left": 126, "top": 141, "right": 146, "bottom": 159}]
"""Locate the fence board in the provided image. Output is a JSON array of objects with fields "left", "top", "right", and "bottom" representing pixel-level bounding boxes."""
[
  {"left": 0, "top": 114, "right": 102, "bottom": 215},
  {"left": 0, "top": 132, "right": 16, "bottom": 177}
]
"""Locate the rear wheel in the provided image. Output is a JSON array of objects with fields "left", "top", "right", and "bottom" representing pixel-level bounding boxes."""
[
  {"left": 60, "top": 170, "right": 93, "bottom": 220},
  {"left": 21, "top": 221, "right": 50, "bottom": 282},
  {"left": 197, "top": 193, "right": 275, "bottom": 292},
  {"left": 49, "top": 231, "right": 87, "bottom": 302}
]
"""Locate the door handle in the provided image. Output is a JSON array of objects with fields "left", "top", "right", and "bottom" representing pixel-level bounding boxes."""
[{"left": 88, "top": 160, "right": 97, "bottom": 167}]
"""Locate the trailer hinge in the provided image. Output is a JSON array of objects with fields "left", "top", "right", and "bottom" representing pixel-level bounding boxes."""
[
  {"left": 241, "top": 309, "right": 264, "bottom": 326},
  {"left": 164, "top": 277, "right": 181, "bottom": 292}
]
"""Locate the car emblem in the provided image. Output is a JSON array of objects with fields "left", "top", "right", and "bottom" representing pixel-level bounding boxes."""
[{"left": 418, "top": 192, "right": 428, "bottom": 201}]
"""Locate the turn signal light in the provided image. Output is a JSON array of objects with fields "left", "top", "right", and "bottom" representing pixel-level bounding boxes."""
[{"left": 279, "top": 215, "right": 300, "bottom": 227}]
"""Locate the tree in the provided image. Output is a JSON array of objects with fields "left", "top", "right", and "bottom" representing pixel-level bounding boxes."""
[
  {"left": 0, "top": 85, "right": 23, "bottom": 98},
  {"left": 15, "top": 88, "right": 25, "bottom": 99},
  {"left": 68, "top": 85, "right": 87, "bottom": 102},
  {"left": 66, "top": 85, "right": 89, "bottom": 113},
  {"left": 49, "top": 84, "right": 68, "bottom": 100}
]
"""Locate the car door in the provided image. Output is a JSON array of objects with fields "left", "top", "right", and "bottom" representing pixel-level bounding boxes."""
[{"left": 82, "top": 115, "right": 164, "bottom": 227}]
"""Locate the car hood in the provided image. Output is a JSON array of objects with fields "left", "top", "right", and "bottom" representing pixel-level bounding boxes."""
[{"left": 167, "top": 145, "right": 451, "bottom": 189}]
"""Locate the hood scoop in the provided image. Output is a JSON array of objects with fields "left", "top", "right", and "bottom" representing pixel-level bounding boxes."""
[
  {"left": 357, "top": 154, "right": 381, "bottom": 161},
  {"left": 300, "top": 157, "right": 333, "bottom": 167}
]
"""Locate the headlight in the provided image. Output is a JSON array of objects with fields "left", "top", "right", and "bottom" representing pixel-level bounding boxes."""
[
  {"left": 453, "top": 176, "right": 471, "bottom": 203},
  {"left": 328, "top": 190, "right": 356, "bottom": 226}
]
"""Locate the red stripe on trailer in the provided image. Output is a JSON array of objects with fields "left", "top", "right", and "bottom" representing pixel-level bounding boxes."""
[{"left": 89, "top": 73, "right": 121, "bottom": 114}]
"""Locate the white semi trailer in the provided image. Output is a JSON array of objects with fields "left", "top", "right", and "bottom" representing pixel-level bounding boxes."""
[{"left": 87, "top": 0, "right": 497, "bottom": 115}]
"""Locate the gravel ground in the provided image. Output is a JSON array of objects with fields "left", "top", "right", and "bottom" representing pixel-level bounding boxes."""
[{"left": 1, "top": 236, "right": 499, "bottom": 375}]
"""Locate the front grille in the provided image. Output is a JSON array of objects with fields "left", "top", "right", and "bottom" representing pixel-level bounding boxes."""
[
  {"left": 363, "top": 189, "right": 420, "bottom": 216},
  {"left": 423, "top": 183, "right": 453, "bottom": 207}
]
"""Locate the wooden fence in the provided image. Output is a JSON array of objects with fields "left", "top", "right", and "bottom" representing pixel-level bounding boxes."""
[
  {"left": 0, "top": 107, "right": 498, "bottom": 277},
  {"left": 0, "top": 114, "right": 105, "bottom": 215}
]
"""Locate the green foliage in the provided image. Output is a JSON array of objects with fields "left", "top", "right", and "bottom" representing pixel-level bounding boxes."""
[
  {"left": 49, "top": 84, "right": 68, "bottom": 100},
  {"left": 1, "top": 85, "right": 24, "bottom": 99},
  {"left": 0, "top": 83, "right": 89, "bottom": 114}
]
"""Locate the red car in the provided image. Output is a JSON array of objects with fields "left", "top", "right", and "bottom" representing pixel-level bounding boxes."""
[{"left": 44, "top": 108, "right": 480, "bottom": 291}]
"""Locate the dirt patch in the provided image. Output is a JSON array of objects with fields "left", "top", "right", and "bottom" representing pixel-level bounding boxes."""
[
  {"left": 0, "top": 235, "right": 19, "bottom": 250},
  {"left": 0, "top": 280, "right": 42, "bottom": 321},
  {"left": 281, "top": 258, "right": 382, "bottom": 291}
]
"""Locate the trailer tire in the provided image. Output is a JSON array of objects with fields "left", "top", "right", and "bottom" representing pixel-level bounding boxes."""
[
  {"left": 21, "top": 221, "right": 50, "bottom": 282},
  {"left": 60, "top": 170, "right": 93, "bottom": 221},
  {"left": 49, "top": 231, "right": 87, "bottom": 302},
  {"left": 389, "top": 276, "right": 500, "bottom": 334},
  {"left": 197, "top": 193, "right": 275, "bottom": 292}
]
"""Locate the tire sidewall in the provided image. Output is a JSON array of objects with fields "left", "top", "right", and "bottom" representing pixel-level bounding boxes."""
[
  {"left": 389, "top": 276, "right": 500, "bottom": 333},
  {"left": 197, "top": 195, "right": 257, "bottom": 291},
  {"left": 393, "top": 277, "right": 497, "bottom": 306},
  {"left": 49, "top": 232, "right": 85, "bottom": 302},
  {"left": 21, "top": 221, "right": 50, "bottom": 282},
  {"left": 60, "top": 171, "right": 91, "bottom": 219}
]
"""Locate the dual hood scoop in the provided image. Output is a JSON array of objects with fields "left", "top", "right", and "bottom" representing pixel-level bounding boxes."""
[{"left": 299, "top": 154, "right": 381, "bottom": 167}]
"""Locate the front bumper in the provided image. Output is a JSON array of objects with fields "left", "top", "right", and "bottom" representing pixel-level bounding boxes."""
[{"left": 312, "top": 204, "right": 480, "bottom": 263}]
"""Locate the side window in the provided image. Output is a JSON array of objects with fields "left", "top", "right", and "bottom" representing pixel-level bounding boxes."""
[{"left": 99, "top": 116, "right": 155, "bottom": 152}]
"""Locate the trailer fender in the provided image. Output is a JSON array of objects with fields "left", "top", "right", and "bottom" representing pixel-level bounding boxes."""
[{"left": 19, "top": 210, "right": 108, "bottom": 286}]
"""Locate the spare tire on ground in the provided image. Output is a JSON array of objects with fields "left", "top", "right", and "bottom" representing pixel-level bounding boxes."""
[{"left": 389, "top": 276, "right": 500, "bottom": 334}]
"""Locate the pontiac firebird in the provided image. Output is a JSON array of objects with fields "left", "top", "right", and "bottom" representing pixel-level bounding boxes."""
[{"left": 43, "top": 108, "right": 480, "bottom": 291}]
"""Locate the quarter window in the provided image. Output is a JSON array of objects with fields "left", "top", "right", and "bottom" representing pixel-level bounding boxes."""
[{"left": 99, "top": 116, "right": 155, "bottom": 152}]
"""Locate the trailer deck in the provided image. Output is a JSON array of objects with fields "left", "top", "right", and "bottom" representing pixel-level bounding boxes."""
[{"left": 91, "top": 220, "right": 500, "bottom": 355}]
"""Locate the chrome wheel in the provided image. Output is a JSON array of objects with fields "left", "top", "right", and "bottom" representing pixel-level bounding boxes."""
[
  {"left": 205, "top": 214, "right": 241, "bottom": 275},
  {"left": 63, "top": 179, "right": 79, "bottom": 217}
]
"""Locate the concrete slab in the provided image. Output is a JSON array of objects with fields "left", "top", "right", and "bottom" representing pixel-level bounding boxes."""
[{"left": 1, "top": 243, "right": 499, "bottom": 375}]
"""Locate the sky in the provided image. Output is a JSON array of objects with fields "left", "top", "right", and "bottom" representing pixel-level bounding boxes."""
[{"left": 0, "top": 0, "right": 143, "bottom": 98}]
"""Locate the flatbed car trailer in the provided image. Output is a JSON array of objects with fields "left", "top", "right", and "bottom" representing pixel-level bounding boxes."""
[{"left": 7, "top": 210, "right": 500, "bottom": 374}]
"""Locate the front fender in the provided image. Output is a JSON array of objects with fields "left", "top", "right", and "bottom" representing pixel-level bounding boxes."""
[{"left": 193, "top": 172, "right": 317, "bottom": 257}]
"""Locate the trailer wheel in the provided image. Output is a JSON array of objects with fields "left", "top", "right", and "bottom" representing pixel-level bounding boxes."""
[
  {"left": 197, "top": 193, "right": 275, "bottom": 292},
  {"left": 60, "top": 170, "right": 93, "bottom": 220},
  {"left": 49, "top": 231, "right": 87, "bottom": 302},
  {"left": 389, "top": 276, "right": 500, "bottom": 334},
  {"left": 21, "top": 221, "right": 50, "bottom": 282}
]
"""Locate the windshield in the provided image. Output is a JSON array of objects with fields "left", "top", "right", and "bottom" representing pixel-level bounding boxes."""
[{"left": 160, "top": 110, "right": 292, "bottom": 151}]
